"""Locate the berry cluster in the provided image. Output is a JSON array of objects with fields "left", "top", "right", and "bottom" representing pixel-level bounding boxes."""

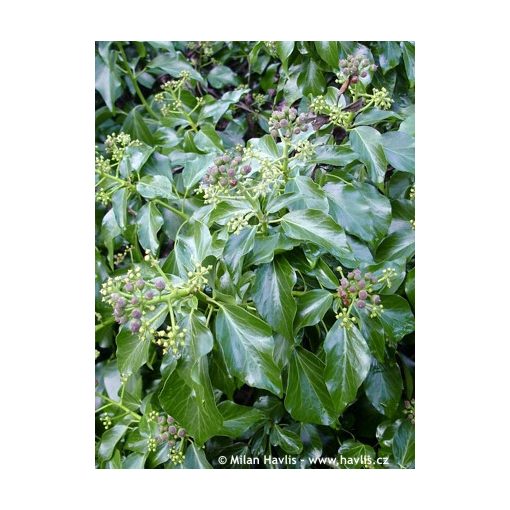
[
  {"left": 202, "top": 152, "right": 252, "bottom": 192},
  {"left": 153, "top": 325, "right": 187, "bottom": 357},
  {"left": 403, "top": 399, "right": 415, "bottom": 425},
  {"left": 100, "top": 266, "right": 168, "bottom": 335},
  {"left": 338, "top": 54, "right": 376, "bottom": 84},
  {"left": 337, "top": 268, "right": 382, "bottom": 310},
  {"left": 155, "top": 414, "right": 187, "bottom": 464},
  {"left": 268, "top": 107, "right": 313, "bottom": 140}
]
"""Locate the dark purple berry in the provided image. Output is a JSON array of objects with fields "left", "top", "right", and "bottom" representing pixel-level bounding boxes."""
[
  {"left": 154, "top": 278, "right": 165, "bottom": 291},
  {"left": 229, "top": 179, "right": 238, "bottom": 187},
  {"left": 349, "top": 286, "right": 357, "bottom": 293},
  {"left": 360, "top": 71, "right": 367, "bottom": 78},
  {"left": 350, "top": 75, "right": 359, "bottom": 84},
  {"left": 227, "top": 168, "right": 236, "bottom": 177},
  {"left": 130, "top": 320, "right": 141, "bottom": 333}
]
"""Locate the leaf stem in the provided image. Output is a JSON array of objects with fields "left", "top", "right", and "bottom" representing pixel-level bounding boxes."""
[
  {"left": 153, "top": 199, "right": 189, "bottom": 220},
  {"left": 95, "top": 393, "right": 141, "bottom": 421}
]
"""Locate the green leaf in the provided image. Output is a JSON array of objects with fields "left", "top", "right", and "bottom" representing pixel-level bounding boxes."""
[
  {"left": 136, "top": 202, "right": 163, "bottom": 253},
  {"left": 324, "top": 181, "right": 391, "bottom": 246},
  {"left": 337, "top": 440, "right": 376, "bottom": 469},
  {"left": 215, "top": 303, "right": 283, "bottom": 396},
  {"left": 136, "top": 175, "right": 175, "bottom": 200},
  {"left": 349, "top": 126, "right": 388, "bottom": 185},
  {"left": 376, "top": 229, "right": 415, "bottom": 262},
  {"left": 312, "top": 145, "right": 358, "bottom": 167},
  {"left": 207, "top": 65, "right": 239, "bottom": 88},
  {"left": 118, "top": 144, "right": 154, "bottom": 178},
  {"left": 281, "top": 209, "right": 356, "bottom": 267},
  {"left": 392, "top": 420, "right": 415, "bottom": 467},
  {"left": 285, "top": 347, "right": 336, "bottom": 425},
  {"left": 218, "top": 401, "right": 267, "bottom": 438},
  {"left": 286, "top": 176, "right": 328, "bottom": 211},
  {"left": 95, "top": 53, "right": 121, "bottom": 112},
  {"left": 405, "top": 267, "right": 415, "bottom": 308},
  {"left": 295, "top": 290, "right": 333, "bottom": 331},
  {"left": 194, "top": 123, "right": 224, "bottom": 153},
  {"left": 298, "top": 59, "right": 326, "bottom": 96},
  {"left": 116, "top": 329, "right": 151, "bottom": 375},
  {"left": 270, "top": 424, "right": 303, "bottom": 455},
  {"left": 401, "top": 42, "right": 415, "bottom": 87},
  {"left": 223, "top": 225, "right": 256, "bottom": 273},
  {"left": 378, "top": 295, "right": 414, "bottom": 342},
  {"left": 159, "top": 356, "right": 223, "bottom": 446},
  {"left": 324, "top": 321, "right": 371, "bottom": 415},
  {"left": 314, "top": 41, "right": 339, "bottom": 68},
  {"left": 252, "top": 256, "right": 296, "bottom": 341},
  {"left": 98, "top": 420, "right": 131, "bottom": 461},
  {"left": 364, "top": 359, "right": 403, "bottom": 417},
  {"left": 276, "top": 41, "right": 295, "bottom": 69},
  {"left": 148, "top": 53, "right": 203, "bottom": 83},
  {"left": 183, "top": 443, "right": 213, "bottom": 469},
  {"left": 122, "top": 108, "right": 154, "bottom": 145},
  {"left": 353, "top": 109, "right": 402, "bottom": 127},
  {"left": 173, "top": 219, "right": 212, "bottom": 275},
  {"left": 353, "top": 309, "right": 386, "bottom": 363},
  {"left": 375, "top": 42, "right": 402, "bottom": 74},
  {"left": 179, "top": 311, "right": 214, "bottom": 361},
  {"left": 111, "top": 188, "right": 129, "bottom": 230},
  {"left": 381, "top": 131, "right": 415, "bottom": 173}
]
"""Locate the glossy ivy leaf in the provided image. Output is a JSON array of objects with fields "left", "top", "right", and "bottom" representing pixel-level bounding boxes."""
[
  {"left": 136, "top": 175, "right": 176, "bottom": 200},
  {"left": 312, "top": 145, "right": 358, "bottom": 167},
  {"left": 218, "top": 401, "right": 267, "bottom": 438},
  {"left": 173, "top": 219, "right": 212, "bottom": 275},
  {"left": 324, "top": 181, "right": 391, "bottom": 246},
  {"left": 223, "top": 225, "right": 256, "bottom": 274},
  {"left": 392, "top": 420, "right": 415, "bottom": 468},
  {"left": 314, "top": 41, "right": 339, "bottom": 68},
  {"left": 281, "top": 209, "right": 356, "bottom": 267},
  {"left": 207, "top": 65, "right": 239, "bottom": 88},
  {"left": 122, "top": 107, "right": 154, "bottom": 145},
  {"left": 298, "top": 58, "right": 326, "bottom": 96},
  {"left": 376, "top": 229, "right": 415, "bottom": 262},
  {"left": 324, "top": 321, "right": 371, "bottom": 415},
  {"left": 98, "top": 419, "right": 132, "bottom": 461},
  {"left": 285, "top": 176, "right": 328, "bottom": 212},
  {"left": 401, "top": 42, "right": 415, "bottom": 87},
  {"left": 353, "top": 109, "right": 402, "bottom": 127},
  {"left": 294, "top": 290, "right": 333, "bottom": 331},
  {"left": 270, "top": 424, "right": 303, "bottom": 455},
  {"left": 215, "top": 304, "right": 283, "bottom": 396},
  {"left": 375, "top": 42, "right": 402, "bottom": 74},
  {"left": 353, "top": 308, "right": 386, "bottom": 363},
  {"left": 118, "top": 144, "right": 154, "bottom": 178},
  {"left": 405, "top": 267, "right": 415, "bottom": 308},
  {"left": 252, "top": 256, "right": 297, "bottom": 341},
  {"left": 95, "top": 52, "right": 121, "bottom": 112},
  {"left": 381, "top": 131, "right": 415, "bottom": 173},
  {"left": 116, "top": 329, "right": 151, "bottom": 375},
  {"left": 112, "top": 188, "right": 129, "bottom": 230},
  {"left": 276, "top": 41, "right": 294, "bottom": 69},
  {"left": 349, "top": 126, "right": 388, "bottom": 185},
  {"left": 159, "top": 357, "right": 223, "bottom": 446},
  {"left": 183, "top": 443, "right": 212, "bottom": 469},
  {"left": 179, "top": 311, "right": 214, "bottom": 361},
  {"left": 378, "top": 295, "right": 415, "bottom": 342},
  {"left": 284, "top": 347, "right": 336, "bottom": 426},
  {"left": 337, "top": 440, "right": 376, "bottom": 469},
  {"left": 136, "top": 202, "right": 163, "bottom": 254},
  {"left": 363, "top": 359, "right": 403, "bottom": 417}
]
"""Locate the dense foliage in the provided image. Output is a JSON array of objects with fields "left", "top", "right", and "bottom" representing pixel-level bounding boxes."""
[{"left": 95, "top": 41, "right": 415, "bottom": 469}]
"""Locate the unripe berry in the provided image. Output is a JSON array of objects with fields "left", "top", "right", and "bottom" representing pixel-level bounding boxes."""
[
  {"left": 167, "top": 416, "right": 175, "bottom": 424},
  {"left": 154, "top": 278, "right": 165, "bottom": 291},
  {"left": 161, "top": 432, "right": 169, "bottom": 441},
  {"left": 280, "top": 119, "right": 288, "bottom": 127},
  {"left": 130, "top": 320, "right": 141, "bottom": 333},
  {"left": 356, "top": 300, "right": 366, "bottom": 309},
  {"left": 219, "top": 165, "right": 226, "bottom": 173},
  {"left": 222, "top": 155, "right": 230, "bottom": 163},
  {"left": 241, "top": 165, "right": 251, "bottom": 175},
  {"left": 372, "top": 295, "right": 381, "bottom": 305},
  {"left": 145, "top": 290, "right": 155, "bottom": 300},
  {"left": 271, "top": 129, "right": 278, "bottom": 138},
  {"left": 359, "top": 290, "right": 368, "bottom": 300},
  {"left": 110, "top": 293, "right": 120, "bottom": 303},
  {"left": 209, "top": 166, "right": 218, "bottom": 175},
  {"left": 294, "top": 128, "right": 300, "bottom": 134},
  {"left": 177, "top": 428, "right": 186, "bottom": 437},
  {"left": 341, "top": 278, "right": 348, "bottom": 288},
  {"left": 349, "top": 286, "right": 357, "bottom": 293},
  {"left": 358, "top": 280, "right": 366, "bottom": 289},
  {"left": 339, "top": 59, "right": 347, "bottom": 67},
  {"left": 302, "top": 124, "right": 309, "bottom": 132},
  {"left": 168, "top": 425, "right": 177, "bottom": 435},
  {"left": 342, "top": 67, "right": 349, "bottom": 75},
  {"left": 131, "top": 308, "right": 142, "bottom": 319},
  {"left": 136, "top": 279, "right": 145, "bottom": 289},
  {"left": 124, "top": 282, "right": 134, "bottom": 292},
  {"left": 229, "top": 179, "right": 238, "bottom": 187},
  {"left": 131, "top": 296, "right": 139, "bottom": 305},
  {"left": 360, "top": 71, "right": 367, "bottom": 78},
  {"left": 119, "top": 316, "right": 127, "bottom": 324},
  {"left": 350, "top": 75, "right": 359, "bottom": 84},
  {"left": 219, "top": 177, "right": 228, "bottom": 186},
  {"left": 117, "top": 297, "right": 126, "bottom": 308},
  {"left": 232, "top": 156, "right": 242, "bottom": 165},
  {"left": 168, "top": 439, "right": 176, "bottom": 447},
  {"left": 370, "top": 64, "right": 378, "bottom": 72}
]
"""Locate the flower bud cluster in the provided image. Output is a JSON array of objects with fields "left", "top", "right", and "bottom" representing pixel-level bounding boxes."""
[
  {"left": 338, "top": 54, "right": 376, "bottom": 84},
  {"left": 99, "top": 413, "right": 113, "bottom": 430},
  {"left": 104, "top": 132, "right": 139, "bottom": 163},
  {"left": 268, "top": 107, "right": 313, "bottom": 140},
  {"left": 227, "top": 212, "right": 252, "bottom": 235},
  {"left": 409, "top": 186, "right": 415, "bottom": 201},
  {"left": 371, "top": 87, "right": 393, "bottom": 110},
  {"left": 155, "top": 414, "right": 187, "bottom": 464},
  {"left": 153, "top": 325, "right": 187, "bottom": 357},
  {"left": 310, "top": 96, "right": 354, "bottom": 129},
  {"left": 294, "top": 139, "right": 315, "bottom": 161}
]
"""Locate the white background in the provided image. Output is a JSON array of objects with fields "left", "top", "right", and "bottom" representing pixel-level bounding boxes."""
[{"left": 1, "top": 0, "right": 509, "bottom": 507}]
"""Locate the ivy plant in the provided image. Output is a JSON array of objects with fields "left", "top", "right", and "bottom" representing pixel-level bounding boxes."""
[{"left": 95, "top": 40, "right": 415, "bottom": 469}]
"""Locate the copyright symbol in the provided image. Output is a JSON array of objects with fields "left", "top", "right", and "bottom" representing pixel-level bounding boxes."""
[{"left": 218, "top": 455, "right": 227, "bottom": 465}]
